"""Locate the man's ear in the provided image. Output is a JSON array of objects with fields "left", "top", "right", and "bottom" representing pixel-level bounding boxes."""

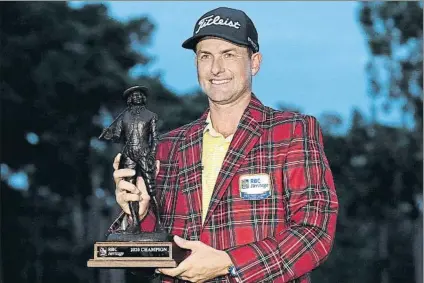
[{"left": 251, "top": 52, "right": 262, "bottom": 76}]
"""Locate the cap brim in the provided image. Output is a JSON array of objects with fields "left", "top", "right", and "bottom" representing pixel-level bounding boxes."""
[{"left": 182, "top": 33, "right": 250, "bottom": 51}]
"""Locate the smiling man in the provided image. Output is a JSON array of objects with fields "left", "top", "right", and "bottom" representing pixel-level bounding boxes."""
[{"left": 112, "top": 6, "right": 339, "bottom": 283}]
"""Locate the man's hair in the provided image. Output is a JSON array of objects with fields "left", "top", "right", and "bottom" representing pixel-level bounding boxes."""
[
  {"left": 195, "top": 36, "right": 255, "bottom": 58},
  {"left": 247, "top": 48, "right": 254, "bottom": 58}
]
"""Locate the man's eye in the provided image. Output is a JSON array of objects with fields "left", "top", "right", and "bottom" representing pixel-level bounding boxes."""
[
  {"left": 224, "top": 53, "right": 235, "bottom": 58},
  {"left": 200, "top": 54, "right": 210, "bottom": 60}
]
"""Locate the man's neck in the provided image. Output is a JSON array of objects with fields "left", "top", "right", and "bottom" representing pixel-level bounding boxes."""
[{"left": 208, "top": 92, "right": 252, "bottom": 138}]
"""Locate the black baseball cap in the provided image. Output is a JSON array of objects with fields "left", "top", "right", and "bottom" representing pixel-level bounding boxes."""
[{"left": 182, "top": 7, "right": 259, "bottom": 53}]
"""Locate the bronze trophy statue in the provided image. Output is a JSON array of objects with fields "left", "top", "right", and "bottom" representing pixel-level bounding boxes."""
[{"left": 87, "top": 86, "right": 185, "bottom": 269}]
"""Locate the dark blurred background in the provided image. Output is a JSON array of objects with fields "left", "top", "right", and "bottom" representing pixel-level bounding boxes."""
[{"left": 0, "top": 2, "right": 422, "bottom": 283}]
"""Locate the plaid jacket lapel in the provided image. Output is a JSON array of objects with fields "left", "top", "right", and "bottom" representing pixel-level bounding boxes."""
[
  {"left": 203, "top": 95, "right": 266, "bottom": 226},
  {"left": 178, "top": 112, "right": 208, "bottom": 240}
]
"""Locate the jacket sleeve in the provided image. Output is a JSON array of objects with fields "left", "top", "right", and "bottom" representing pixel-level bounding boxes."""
[{"left": 225, "top": 115, "right": 339, "bottom": 283}]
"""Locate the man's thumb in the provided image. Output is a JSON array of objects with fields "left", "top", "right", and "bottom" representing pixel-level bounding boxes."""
[
  {"left": 174, "top": 235, "right": 196, "bottom": 250},
  {"left": 136, "top": 177, "right": 147, "bottom": 193}
]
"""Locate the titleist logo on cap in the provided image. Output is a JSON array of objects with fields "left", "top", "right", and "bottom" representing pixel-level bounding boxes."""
[{"left": 195, "top": 15, "right": 241, "bottom": 34}]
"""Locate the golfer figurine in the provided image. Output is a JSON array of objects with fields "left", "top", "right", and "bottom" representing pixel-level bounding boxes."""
[{"left": 99, "top": 85, "right": 160, "bottom": 233}]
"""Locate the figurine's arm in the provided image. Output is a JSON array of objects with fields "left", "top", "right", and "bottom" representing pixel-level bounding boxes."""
[
  {"left": 99, "top": 115, "right": 124, "bottom": 143},
  {"left": 150, "top": 114, "right": 159, "bottom": 157}
]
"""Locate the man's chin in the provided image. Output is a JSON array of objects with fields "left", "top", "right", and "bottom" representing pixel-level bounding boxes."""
[{"left": 207, "top": 96, "right": 233, "bottom": 105}]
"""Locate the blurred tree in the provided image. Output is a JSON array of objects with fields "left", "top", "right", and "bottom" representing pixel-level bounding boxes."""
[
  {"left": 0, "top": 2, "right": 207, "bottom": 283},
  {"left": 348, "top": 2, "right": 423, "bottom": 283},
  {"left": 360, "top": 1, "right": 423, "bottom": 131},
  {"left": 357, "top": 0, "right": 423, "bottom": 214},
  {"left": 313, "top": 3, "right": 423, "bottom": 280},
  {"left": 1, "top": 1, "right": 155, "bottom": 198}
]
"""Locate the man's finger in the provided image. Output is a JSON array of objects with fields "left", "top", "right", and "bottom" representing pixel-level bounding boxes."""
[
  {"left": 117, "top": 180, "right": 139, "bottom": 194},
  {"left": 113, "top": 169, "right": 135, "bottom": 183},
  {"left": 113, "top": 153, "right": 121, "bottom": 170},
  {"left": 174, "top": 235, "right": 198, "bottom": 250},
  {"left": 157, "top": 258, "right": 190, "bottom": 277},
  {"left": 137, "top": 177, "right": 151, "bottom": 202},
  {"left": 179, "top": 275, "right": 194, "bottom": 282},
  {"left": 178, "top": 269, "right": 196, "bottom": 280},
  {"left": 122, "top": 193, "right": 142, "bottom": 202},
  {"left": 116, "top": 193, "right": 130, "bottom": 214},
  {"left": 157, "top": 266, "right": 187, "bottom": 278},
  {"left": 136, "top": 176, "right": 148, "bottom": 194}
]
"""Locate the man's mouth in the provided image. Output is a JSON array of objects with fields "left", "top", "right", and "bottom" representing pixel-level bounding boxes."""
[{"left": 210, "top": 79, "right": 231, "bottom": 85}]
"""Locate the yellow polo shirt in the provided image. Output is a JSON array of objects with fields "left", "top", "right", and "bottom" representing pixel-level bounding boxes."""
[{"left": 201, "top": 114, "right": 233, "bottom": 224}]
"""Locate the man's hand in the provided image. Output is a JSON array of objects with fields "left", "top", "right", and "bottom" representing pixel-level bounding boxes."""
[
  {"left": 157, "top": 236, "right": 233, "bottom": 282},
  {"left": 113, "top": 153, "right": 159, "bottom": 220}
]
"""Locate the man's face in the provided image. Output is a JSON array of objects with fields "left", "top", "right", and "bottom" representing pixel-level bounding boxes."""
[
  {"left": 131, "top": 91, "right": 146, "bottom": 105},
  {"left": 195, "top": 38, "right": 261, "bottom": 105}
]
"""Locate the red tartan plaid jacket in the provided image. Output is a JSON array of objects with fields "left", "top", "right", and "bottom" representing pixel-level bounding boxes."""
[{"left": 110, "top": 95, "right": 338, "bottom": 283}]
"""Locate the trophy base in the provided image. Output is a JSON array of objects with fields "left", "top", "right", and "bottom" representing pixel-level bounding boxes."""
[
  {"left": 87, "top": 258, "right": 177, "bottom": 268},
  {"left": 87, "top": 231, "right": 187, "bottom": 269}
]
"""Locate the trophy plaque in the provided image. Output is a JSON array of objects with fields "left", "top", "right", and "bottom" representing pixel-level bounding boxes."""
[
  {"left": 87, "top": 237, "right": 186, "bottom": 268},
  {"left": 87, "top": 86, "right": 186, "bottom": 269}
]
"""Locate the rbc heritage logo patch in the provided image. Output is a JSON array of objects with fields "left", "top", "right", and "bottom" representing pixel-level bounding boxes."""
[
  {"left": 241, "top": 179, "right": 250, "bottom": 190},
  {"left": 239, "top": 174, "right": 272, "bottom": 200}
]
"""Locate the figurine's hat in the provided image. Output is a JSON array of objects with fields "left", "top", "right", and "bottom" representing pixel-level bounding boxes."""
[{"left": 122, "top": 85, "right": 149, "bottom": 100}]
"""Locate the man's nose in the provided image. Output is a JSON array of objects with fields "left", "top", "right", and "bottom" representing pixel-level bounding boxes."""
[{"left": 211, "top": 57, "right": 224, "bottom": 76}]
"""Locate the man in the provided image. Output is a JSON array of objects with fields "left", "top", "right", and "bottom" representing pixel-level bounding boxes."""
[{"left": 112, "top": 6, "right": 339, "bottom": 283}]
